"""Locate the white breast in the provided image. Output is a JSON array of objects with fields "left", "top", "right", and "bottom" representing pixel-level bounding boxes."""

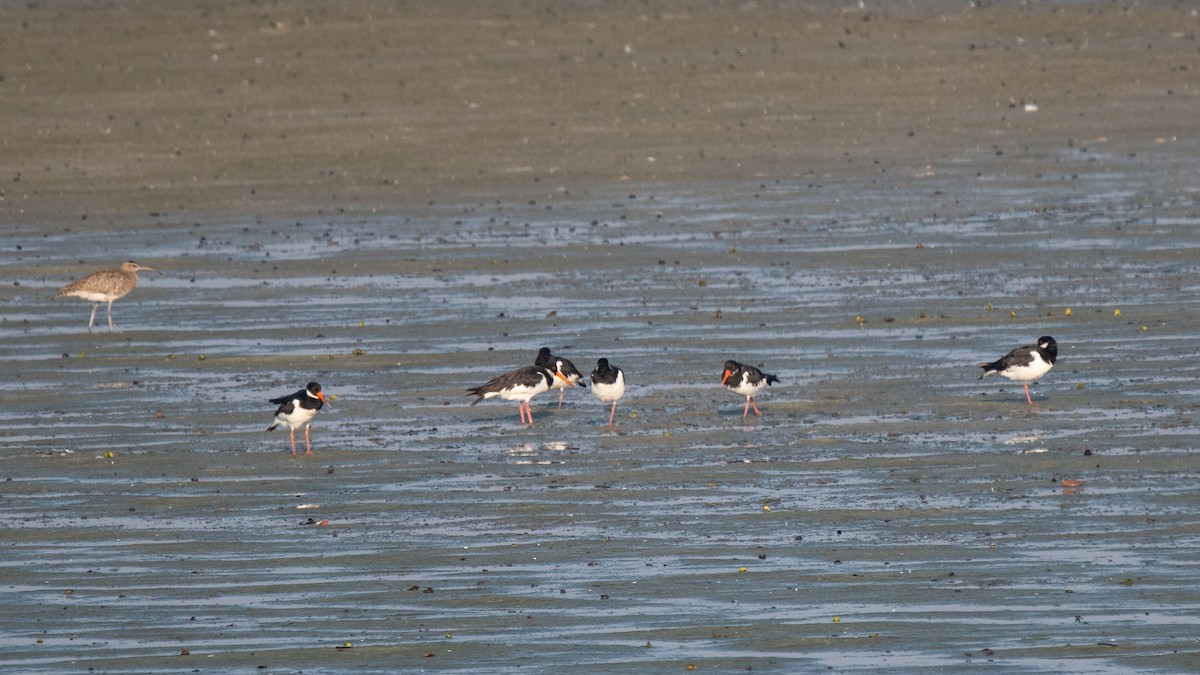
[
  {"left": 591, "top": 371, "right": 625, "bottom": 403},
  {"left": 998, "top": 356, "right": 1053, "bottom": 383},
  {"left": 275, "top": 404, "right": 319, "bottom": 430},
  {"left": 728, "top": 378, "right": 767, "bottom": 398}
]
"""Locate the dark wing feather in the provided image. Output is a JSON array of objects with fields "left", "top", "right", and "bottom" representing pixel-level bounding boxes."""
[
  {"left": 468, "top": 366, "right": 549, "bottom": 404},
  {"left": 269, "top": 388, "right": 306, "bottom": 412},
  {"left": 558, "top": 357, "right": 586, "bottom": 388},
  {"left": 979, "top": 345, "right": 1034, "bottom": 377},
  {"left": 741, "top": 364, "right": 780, "bottom": 387}
]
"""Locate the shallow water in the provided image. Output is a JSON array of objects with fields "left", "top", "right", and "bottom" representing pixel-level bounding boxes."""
[
  {"left": 4, "top": 172, "right": 1200, "bottom": 673},
  {"left": 5, "top": 0, "right": 1200, "bottom": 669}
]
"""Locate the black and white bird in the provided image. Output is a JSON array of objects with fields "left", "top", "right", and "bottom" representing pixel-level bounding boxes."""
[
  {"left": 589, "top": 358, "right": 626, "bottom": 426},
  {"left": 534, "top": 347, "right": 587, "bottom": 407},
  {"left": 721, "top": 360, "right": 780, "bottom": 418},
  {"left": 266, "top": 382, "right": 332, "bottom": 455},
  {"left": 468, "top": 365, "right": 571, "bottom": 425},
  {"left": 979, "top": 335, "right": 1058, "bottom": 405}
]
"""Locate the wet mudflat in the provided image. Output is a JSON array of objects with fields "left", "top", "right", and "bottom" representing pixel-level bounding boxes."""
[
  {"left": 3, "top": 1, "right": 1200, "bottom": 673},
  {"left": 5, "top": 189, "right": 1200, "bottom": 673}
]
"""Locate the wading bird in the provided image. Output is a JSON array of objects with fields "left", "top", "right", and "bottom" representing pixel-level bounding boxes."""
[
  {"left": 58, "top": 261, "right": 158, "bottom": 332},
  {"left": 535, "top": 347, "right": 587, "bottom": 407},
  {"left": 267, "top": 382, "right": 332, "bottom": 455},
  {"left": 979, "top": 336, "right": 1058, "bottom": 405},
  {"left": 468, "top": 365, "right": 572, "bottom": 425},
  {"left": 721, "top": 360, "right": 780, "bottom": 418},
  {"left": 590, "top": 358, "right": 626, "bottom": 426}
]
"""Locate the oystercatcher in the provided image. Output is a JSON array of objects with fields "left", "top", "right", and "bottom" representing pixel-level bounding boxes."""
[
  {"left": 58, "top": 261, "right": 158, "bottom": 333},
  {"left": 534, "top": 347, "right": 587, "bottom": 407},
  {"left": 721, "top": 360, "right": 780, "bottom": 418},
  {"left": 589, "top": 358, "right": 626, "bottom": 426},
  {"left": 468, "top": 365, "right": 570, "bottom": 425},
  {"left": 979, "top": 335, "right": 1058, "bottom": 405},
  {"left": 266, "top": 381, "right": 332, "bottom": 455}
]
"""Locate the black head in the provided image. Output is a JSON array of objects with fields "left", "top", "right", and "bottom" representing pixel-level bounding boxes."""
[
  {"left": 591, "top": 358, "right": 613, "bottom": 380},
  {"left": 305, "top": 382, "right": 331, "bottom": 407},
  {"left": 1037, "top": 336, "right": 1057, "bottom": 362},
  {"left": 721, "top": 360, "right": 743, "bottom": 385},
  {"left": 535, "top": 347, "right": 553, "bottom": 367}
]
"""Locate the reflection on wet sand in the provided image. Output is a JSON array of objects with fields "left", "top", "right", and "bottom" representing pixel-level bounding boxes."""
[{"left": 4, "top": 1, "right": 1200, "bottom": 671}]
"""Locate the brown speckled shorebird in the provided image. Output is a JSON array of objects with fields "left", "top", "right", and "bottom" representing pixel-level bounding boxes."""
[{"left": 58, "top": 261, "right": 157, "bottom": 333}]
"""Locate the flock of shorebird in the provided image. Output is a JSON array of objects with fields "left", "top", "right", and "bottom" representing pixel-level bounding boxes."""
[
  {"left": 57, "top": 261, "right": 1060, "bottom": 456},
  {"left": 467, "top": 347, "right": 629, "bottom": 427}
]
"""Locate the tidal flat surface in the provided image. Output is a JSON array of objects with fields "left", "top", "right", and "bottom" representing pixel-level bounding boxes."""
[
  {"left": 3, "top": 1, "right": 1200, "bottom": 672},
  {"left": 5, "top": 185, "right": 1200, "bottom": 673}
]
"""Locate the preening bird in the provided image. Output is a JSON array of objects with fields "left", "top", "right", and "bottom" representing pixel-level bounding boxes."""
[{"left": 534, "top": 347, "right": 586, "bottom": 407}]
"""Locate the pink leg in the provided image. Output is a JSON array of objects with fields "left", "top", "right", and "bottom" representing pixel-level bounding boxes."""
[
  {"left": 558, "top": 390, "right": 565, "bottom": 408},
  {"left": 526, "top": 401, "right": 535, "bottom": 426},
  {"left": 304, "top": 425, "right": 314, "bottom": 455},
  {"left": 751, "top": 399, "right": 763, "bottom": 416},
  {"left": 289, "top": 428, "right": 298, "bottom": 456},
  {"left": 1023, "top": 382, "right": 1035, "bottom": 406},
  {"left": 742, "top": 397, "right": 752, "bottom": 418},
  {"left": 608, "top": 402, "right": 617, "bottom": 426}
]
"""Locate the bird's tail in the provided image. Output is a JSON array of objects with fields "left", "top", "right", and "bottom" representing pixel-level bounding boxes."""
[
  {"left": 978, "top": 361, "right": 998, "bottom": 379},
  {"left": 266, "top": 422, "right": 280, "bottom": 432},
  {"left": 767, "top": 374, "right": 781, "bottom": 386}
]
